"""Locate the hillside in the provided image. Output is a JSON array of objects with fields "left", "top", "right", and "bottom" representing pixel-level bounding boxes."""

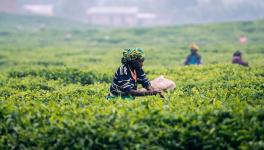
[{"left": 0, "top": 13, "right": 263, "bottom": 69}]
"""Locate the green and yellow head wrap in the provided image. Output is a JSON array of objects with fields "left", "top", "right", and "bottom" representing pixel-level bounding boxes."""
[{"left": 121, "top": 48, "right": 145, "bottom": 64}]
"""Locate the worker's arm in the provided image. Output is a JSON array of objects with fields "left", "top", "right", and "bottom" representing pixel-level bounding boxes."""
[
  {"left": 128, "top": 87, "right": 165, "bottom": 98},
  {"left": 128, "top": 89, "right": 162, "bottom": 96}
]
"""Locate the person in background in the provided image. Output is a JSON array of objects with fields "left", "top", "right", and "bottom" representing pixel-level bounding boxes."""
[
  {"left": 184, "top": 43, "right": 203, "bottom": 65},
  {"left": 107, "top": 48, "right": 164, "bottom": 100},
  {"left": 232, "top": 50, "right": 249, "bottom": 67}
]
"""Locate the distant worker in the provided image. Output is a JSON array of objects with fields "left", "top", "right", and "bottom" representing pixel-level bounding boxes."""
[
  {"left": 184, "top": 43, "right": 202, "bottom": 65},
  {"left": 232, "top": 50, "right": 249, "bottom": 67},
  {"left": 107, "top": 48, "right": 164, "bottom": 100}
]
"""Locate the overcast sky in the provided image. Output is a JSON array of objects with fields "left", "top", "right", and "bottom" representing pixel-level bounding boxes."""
[
  {"left": 197, "top": 0, "right": 264, "bottom": 6},
  {"left": 16, "top": 0, "right": 264, "bottom": 25}
]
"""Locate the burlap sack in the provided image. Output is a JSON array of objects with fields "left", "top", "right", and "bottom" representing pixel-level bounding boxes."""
[{"left": 150, "top": 75, "right": 176, "bottom": 91}]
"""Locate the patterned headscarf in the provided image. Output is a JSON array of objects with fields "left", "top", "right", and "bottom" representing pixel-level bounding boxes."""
[{"left": 121, "top": 48, "right": 145, "bottom": 64}]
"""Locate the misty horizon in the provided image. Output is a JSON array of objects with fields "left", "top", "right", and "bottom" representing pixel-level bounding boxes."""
[{"left": 1, "top": 0, "right": 264, "bottom": 26}]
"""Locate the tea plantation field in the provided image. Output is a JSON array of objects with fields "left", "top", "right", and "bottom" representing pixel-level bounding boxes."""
[{"left": 0, "top": 14, "right": 263, "bottom": 149}]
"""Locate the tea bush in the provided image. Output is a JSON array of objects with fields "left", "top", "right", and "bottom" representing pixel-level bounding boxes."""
[{"left": 0, "top": 65, "right": 263, "bottom": 149}]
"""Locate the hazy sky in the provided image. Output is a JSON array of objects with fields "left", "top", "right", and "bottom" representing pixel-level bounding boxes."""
[
  {"left": 16, "top": 0, "right": 264, "bottom": 25},
  {"left": 18, "top": 0, "right": 264, "bottom": 7},
  {"left": 197, "top": 0, "right": 264, "bottom": 6}
]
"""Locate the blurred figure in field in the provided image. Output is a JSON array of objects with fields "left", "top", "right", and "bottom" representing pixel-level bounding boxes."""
[
  {"left": 239, "top": 35, "right": 248, "bottom": 45},
  {"left": 232, "top": 50, "right": 249, "bottom": 67},
  {"left": 184, "top": 43, "right": 202, "bottom": 65}
]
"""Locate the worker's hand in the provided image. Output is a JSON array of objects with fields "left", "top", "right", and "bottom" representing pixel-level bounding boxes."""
[
  {"left": 154, "top": 89, "right": 165, "bottom": 98},
  {"left": 159, "top": 91, "right": 165, "bottom": 98},
  {"left": 148, "top": 89, "right": 164, "bottom": 98}
]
